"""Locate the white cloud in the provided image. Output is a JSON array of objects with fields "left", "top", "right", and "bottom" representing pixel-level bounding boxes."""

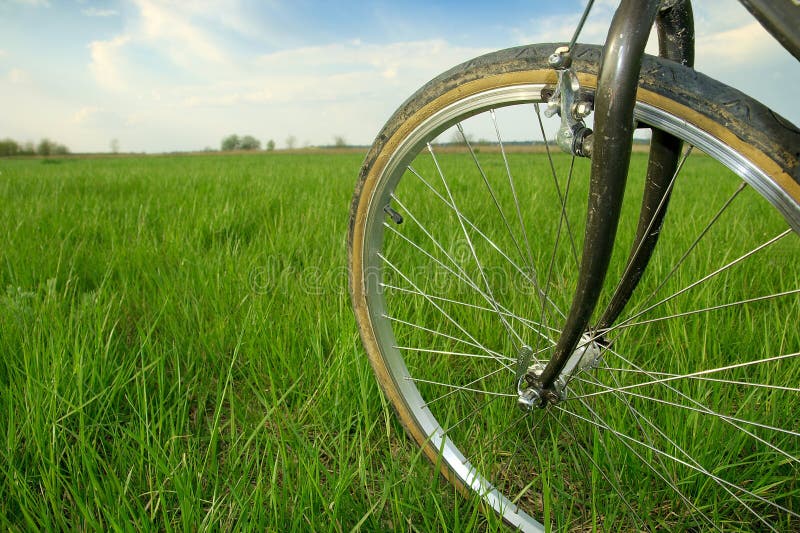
[
  {"left": 73, "top": 106, "right": 101, "bottom": 124},
  {"left": 255, "top": 39, "right": 488, "bottom": 83},
  {"left": 88, "top": 35, "right": 131, "bottom": 90},
  {"left": 183, "top": 93, "right": 247, "bottom": 107},
  {"left": 513, "top": 4, "right": 616, "bottom": 47},
  {"left": 133, "top": 0, "right": 226, "bottom": 66},
  {"left": 693, "top": 0, "right": 755, "bottom": 32},
  {"left": 85, "top": 0, "right": 237, "bottom": 96},
  {"left": 82, "top": 8, "right": 118, "bottom": 17},
  {"left": 71, "top": 106, "right": 128, "bottom": 131},
  {"left": 695, "top": 22, "right": 774, "bottom": 68},
  {"left": 74, "top": 36, "right": 490, "bottom": 150},
  {"left": 173, "top": 0, "right": 265, "bottom": 41},
  {"left": 160, "top": 38, "right": 490, "bottom": 149},
  {"left": 167, "top": 39, "right": 487, "bottom": 114},
  {"left": 8, "top": 68, "right": 29, "bottom": 84}
]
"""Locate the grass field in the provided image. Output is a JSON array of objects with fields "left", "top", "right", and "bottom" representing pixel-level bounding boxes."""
[
  {"left": 0, "top": 152, "right": 503, "bottom": 531},
  {"left": 0, "top": 151, "right": 796, "bottom": 530}
]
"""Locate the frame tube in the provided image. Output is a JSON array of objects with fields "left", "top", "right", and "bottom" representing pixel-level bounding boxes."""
[
  {"left": 538, "top": 0, "right": 661, "bottom": 391},
  {"left": 596, "top": 0, "right": 695, "bottom": 330}
]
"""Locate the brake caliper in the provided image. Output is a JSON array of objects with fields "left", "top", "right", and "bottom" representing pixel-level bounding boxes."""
[{"left": 544, "top": 46, "right": 594, "bottom": 158}]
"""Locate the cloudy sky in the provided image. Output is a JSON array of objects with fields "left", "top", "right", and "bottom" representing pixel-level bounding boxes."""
[{"left": 1, "top": 0, "right": 798, "bottom": 153}]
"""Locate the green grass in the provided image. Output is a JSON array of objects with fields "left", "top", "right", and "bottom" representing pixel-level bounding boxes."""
[
  {"left": 0, "top": 150, "right": 797, "bottom": 531},
  {"left": 0, "top": 153, "right": 501, "bottom": 531}
]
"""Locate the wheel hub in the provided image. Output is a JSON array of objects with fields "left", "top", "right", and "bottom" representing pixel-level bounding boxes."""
[{"left": 517, "top": 333, "right": 604, "bottom": 410}]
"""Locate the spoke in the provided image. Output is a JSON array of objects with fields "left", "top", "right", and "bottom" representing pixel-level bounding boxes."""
[
  {"left": 614, "top": 289, "right": 800, "bottom": 330},
  {"left": 403, "top": 168, "right": 530, "bottom": 288},
  {"left": 605, "top": 228, "right": 793, "bottom": 334},
  {"left": 567, "top": 379, "right": 720, "bottom": 530},
  {"left": 380, "top": 251, "right": 515, "bottom": 373},
  {"left": 575, "top": 360, "right": 686, "bottom": 517},
  {"left": 489, "top": 111, "right": 540, "bottom": 293},
  {"left": 441, "top": 393, "right": 507, "bottom": 435},
  {"left": 394, "top": 345, "right": 515, "bottom": 362},
  {"left": 387, "top": 192, "right": 558, "bottom": 350},
  {"left": 579, "top": 347, "right": 800, "bottom": 468},
  {"left": 530, "top": 159, "right": 577, "bottom": 374},
  {"left": 563, "top": 396, "right": 764, "bottom": 531},
  {"left": 623, "top": 181, "right": 748, "bottom": 322},
  {"left": 382, "top": 219, "right": 551, "bottom": 345},
  {"left": 529, "top": 102, "right": 581, "bottom": 376},
  {"left": 407, "top": 375, "right": 516, "bottom": 399},
  {"left": 403, "top": 167, "right": 516, "bottom": 269},
  {"left": 557, "top": 403, "right": 797, "bottom": 527},
  {"left": 602, "top": 145, "right": 693, "bottom": 315},
  {"left": 461, "top": 409, "right": 548, "bottom": 493},
  {"left": 595, "top": 366, "right": 800, "bottom": 393},
  {"left": 426, "top": 142, "right": 523, "bottom": 346},
  {"left": 575, "top": 369, "right": 724, "bottom": 529},
  {"left": 382, "top": 218, "right": 473, "bottom": 287},
  {"left": 475, "top": 410, "right": 546, "bottom": 459},
  {"left": 573, "top": 374, "right": 800, "bottom": 441},
  {"left": 552, "top": 390, "right": 647, "bottom": 528},
  {"left": 386, "top": 197, "right": 498, "bottom": 304},
  {"left": 533, "top": 102, "right": 579, "bottom": 267},
  {"left": 413, "top": 364, "right": 516, "bottom": 408},
  {"left": 381, "top": 314, "right": 504, "bottom": 360},
  {"left": 404, "top": 169, "right": 565, "bottom": 319},
  {"left": 458, "top": 121, "right": 543, "bottom": 299},
  {"left": 382, "top": 283, "right": 559, "bottom": 339},
  {"left": 571, "top": 351, "right": 800, "bottom": 401},
  {"left": 535, "top": 156, "right": 578, "bottom": 359}
]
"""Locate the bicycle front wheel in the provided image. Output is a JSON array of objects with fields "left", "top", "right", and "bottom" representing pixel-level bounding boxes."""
[{"left": 349, "top": 44, "right": 800, "bottom": 531}]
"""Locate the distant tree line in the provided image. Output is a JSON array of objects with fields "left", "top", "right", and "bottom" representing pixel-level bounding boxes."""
[
  {"left": 221, "top": 134, "right": 272, "bottom": 152},
  {"left": 0, "top": 138, "right": 70, "bottom": 157},
  {"left": 220, "top": 134, "right": 351, "bottom": 152}
]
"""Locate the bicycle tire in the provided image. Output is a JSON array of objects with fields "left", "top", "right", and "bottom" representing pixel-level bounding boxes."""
[{"left": 349, "top": 43, "right": 800, "bottom": 531}]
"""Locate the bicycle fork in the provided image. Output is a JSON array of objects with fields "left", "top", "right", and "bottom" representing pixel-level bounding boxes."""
[{"left": 519, "top": 0, "right": 695, "bottom": 408}]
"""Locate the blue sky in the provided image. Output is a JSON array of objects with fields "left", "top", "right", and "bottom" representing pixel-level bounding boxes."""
[{"left": 1, "top": 0, "right": 798, "bottom": 153}]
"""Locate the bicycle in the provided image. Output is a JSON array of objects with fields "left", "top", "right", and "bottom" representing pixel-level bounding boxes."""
[{"left": 348, "top": 0, "right": 800, "bottom": 530}]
